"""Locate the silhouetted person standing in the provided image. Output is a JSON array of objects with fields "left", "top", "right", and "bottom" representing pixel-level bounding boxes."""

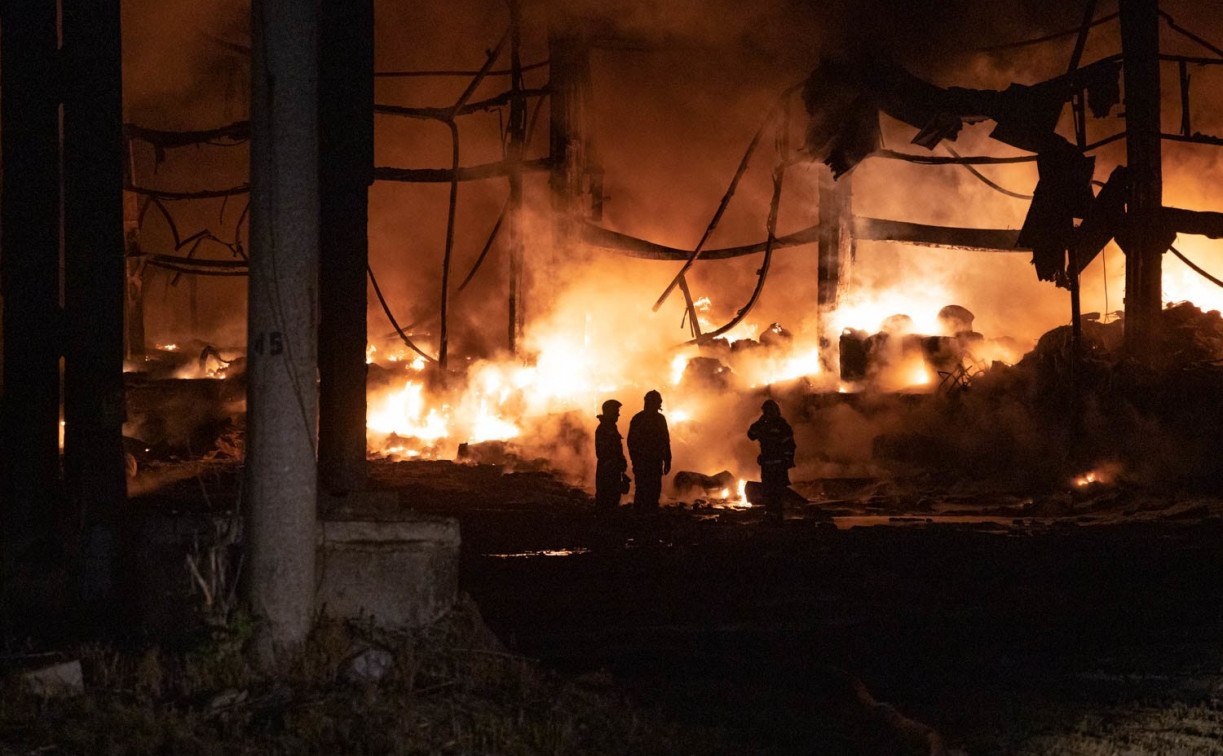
[
  {"left": 627, "top": 390, "right": 671, "bottom": 513},
  {"left": 594, "top": 399, "right": 628, "bottom": 512},
  {"left": 748, "top": 399, "right": 795, "bottom": 524}
]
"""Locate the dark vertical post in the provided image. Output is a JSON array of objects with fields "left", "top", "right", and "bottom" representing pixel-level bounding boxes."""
[
  {"left": 247, "top": 0, "right": 320, "bottom": 665},
  {"left": 318, "top": 0, "right": 374, "bottom": 494},
  {"left": 817, "top": 167, "right": 853, "bottom": 343},
  {"left": 506, "top": 0, "right": 527, "bottom": 353},
  {"left": 61, "top": 0, "right": 127, "bottom": 610},
  {"left": 1070, "top": 90, "right": 1087, "bottom": 380},
  {"left": 1178, "top": 61, "right": 1191, "bottom": 137},
  {"left": 1119, "top": 0, "right": 1164, "bottom": 357},
  {"left": 1067, "top": 1, "right": 1094, "bottom": 441},
  {"left": 123, "top": 182, "right": 147, "bottom": 362},
  {"left": 547, "top": 10, "right": 591, "bottom": 267},
  {"left": 188, "top": 276, "right": 200, "bottom": 336},
  {"left": 0, "top": 0, "right": 65, "bottom": 609}
]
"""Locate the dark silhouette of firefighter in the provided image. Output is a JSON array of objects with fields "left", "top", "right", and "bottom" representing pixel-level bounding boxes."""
[
  {"left": 627, "top": 390, "right": 671, "bottom": 513},
  {"left": 594, "top": 399, "right": 628, "bottom": 512},
  {"left": 748, "top": 399, "right": 795, "bottom": 523}
]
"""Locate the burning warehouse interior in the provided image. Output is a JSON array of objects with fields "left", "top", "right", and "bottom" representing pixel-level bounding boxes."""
[{"left": 4, "top": 0, "right": 1223, "bottom": 752}]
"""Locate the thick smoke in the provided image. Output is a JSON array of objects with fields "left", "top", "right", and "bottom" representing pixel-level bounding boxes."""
[{"left": 124, "top": 0, "right": 1223, "bottom": 494}]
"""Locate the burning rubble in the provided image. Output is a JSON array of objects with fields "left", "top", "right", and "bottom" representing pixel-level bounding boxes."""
[{"left": 100, "top": 0, "right": 1223, "bottom": 511}]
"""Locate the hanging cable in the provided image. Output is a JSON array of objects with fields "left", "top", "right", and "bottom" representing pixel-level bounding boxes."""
[
  {"left": 437, "top": 29, "right": 511, "bottom": 371},
  {"left": 690, "top": 100, "right": 791, "bottom": 345},
  {"left": 943, "top": 145, "right": 1034, "bottom": 200},
  {"left": 977, "top": 11, "right": 1118, "bottom": 52},
  {"left": 1169, "top": 244, "right": 1223, "bottom": 288},
  {"left": 652, "top": 84, "right": 800, "bottom": 313},
  {"left": 368, "top": 264, "right": 438, "bottom": 363},
  {"left": 397, "top": 82, "right": 549, "bottom": 335}
]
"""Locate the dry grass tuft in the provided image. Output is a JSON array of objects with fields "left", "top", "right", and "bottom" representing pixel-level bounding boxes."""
[{"left": 0, "top": 596, "right": 735, "bottom": 755}]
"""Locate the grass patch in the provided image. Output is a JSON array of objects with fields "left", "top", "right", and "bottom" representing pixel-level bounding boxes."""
[{"left": 1, "top": 597, "right": 735, "bottom": 755}]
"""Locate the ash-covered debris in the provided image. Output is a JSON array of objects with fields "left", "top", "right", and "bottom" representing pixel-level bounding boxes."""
[
  {"left": 677, "top": 356, "right": 734, "bottom": 391},
  {"left": 672, "top": 469, "right": 735, "bottom": 496},
  {"left": 837, "top": 305, "right": 998, "bottom": 389},
  {"left": 867, "top": 302, "right": 1223, "bottom": 492}
]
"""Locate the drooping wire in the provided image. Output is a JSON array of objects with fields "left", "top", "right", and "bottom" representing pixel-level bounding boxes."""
[
  {"left": 652, "top": 84, "right": 800, "bottom": 313},
  {"left": 943, "top": 144, "right": 1034, "bottom": 200},
  {"left": 689, "top": 98, "right": 792, "bottom": 345},
  {"left": 1169, "top": 244, "right": 1223, "bottom": 289},
  {"left": 391, "top": 80, "right": 549, "bottom": 335},
  {"left": 977, "top": 11, "right": 1119, "bottom": 53},
  {"left": 368, "top": 263, "right": 439, "bottom": 363},
  {"left": 438, "top": 29, "right": 512, "bottom": 370}
]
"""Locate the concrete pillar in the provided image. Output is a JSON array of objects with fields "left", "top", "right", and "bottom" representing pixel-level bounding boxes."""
[
  {"left": 318, "top": 0, "right": 374, "bottom": 495},
  {"left": 1119, "top": 0, "right": 1164, "bottom": 356},
  {"left": 246, "top": 0, "right": 321, "bottom": 665},
  {"left": 0, "top": 0, "right": 65, "bottom": 608}
]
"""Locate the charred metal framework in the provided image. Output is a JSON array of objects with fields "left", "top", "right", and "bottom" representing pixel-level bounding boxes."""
[{"left": 10, "top": 0, "right": 1223, "bottom": 618}]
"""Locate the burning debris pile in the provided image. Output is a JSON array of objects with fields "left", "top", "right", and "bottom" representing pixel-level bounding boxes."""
[
  {"left": 122, "top": 343, "right": 247, "bottom": 475},
  {"left": 866, "top": 302, "right": 1223, "bottom": 492},
  {"left": 96, "top": 0, "right": 1223, "bottom": 509}
]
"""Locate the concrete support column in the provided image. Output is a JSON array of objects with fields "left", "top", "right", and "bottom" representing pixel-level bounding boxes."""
[
  {"left": 318, "top": 0, "right": 374, "bottom": 495},
  {"left": 246, "top": 0, "right": 321, "bottom": 665}
]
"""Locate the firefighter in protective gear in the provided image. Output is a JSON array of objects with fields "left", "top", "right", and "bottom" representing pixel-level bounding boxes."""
[
  {"left": 594, "top": 399, "right": 628, "bottom": 511},
  {"left": 627, "top": 390, "right": 671, "bottom": 513},
  {"left": 748, "top": 399, "right": 795, "bottom": 523}
]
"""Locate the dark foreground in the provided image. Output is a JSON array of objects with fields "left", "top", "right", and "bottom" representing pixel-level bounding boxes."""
[
  {"left": 375, "top": 460, "right": 1223, "bottom": 754},
  {"left": 8, "top": 459, "right": 1222, "bottom": 755}
]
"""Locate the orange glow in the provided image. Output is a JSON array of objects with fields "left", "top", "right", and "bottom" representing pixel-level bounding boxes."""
[{"left": 1072, "top": 463, "right": 1120, "bottom": 488}]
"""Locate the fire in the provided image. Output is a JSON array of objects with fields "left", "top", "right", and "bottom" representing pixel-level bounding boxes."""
[
  {"left": 470, "top": 406, "right": 520, "bottom": 443},
  {"left": 671, "top": 352, "right": 691, "bottom": 385},
  {"left": 669, "top": 408, "right": 692, "bottom": 424},
  {"left": 830, "top": 284, "right": 955, "bottom": 339},
  {"left": 748, "top": 346, "right": 823, "bottom": 386},
  {"left": 1072, "top": 463, "right": 1120, "bottom": 488},
  {"left": 723, "top": 478, "right": 750, "bottom": 509},
  {"left": 905, "top": 360, "right": 933, "bottom": 388},
  {"left": 367, "top": 381, "right": 450, "bottom": 442}
]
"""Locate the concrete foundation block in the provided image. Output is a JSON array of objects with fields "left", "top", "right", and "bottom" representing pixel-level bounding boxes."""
[
  {"left": 22, "top": 660, "right": 84, "bottom": 697},
  {"left": 317, "top": 515, "right": 460, "bottom": 630}
]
